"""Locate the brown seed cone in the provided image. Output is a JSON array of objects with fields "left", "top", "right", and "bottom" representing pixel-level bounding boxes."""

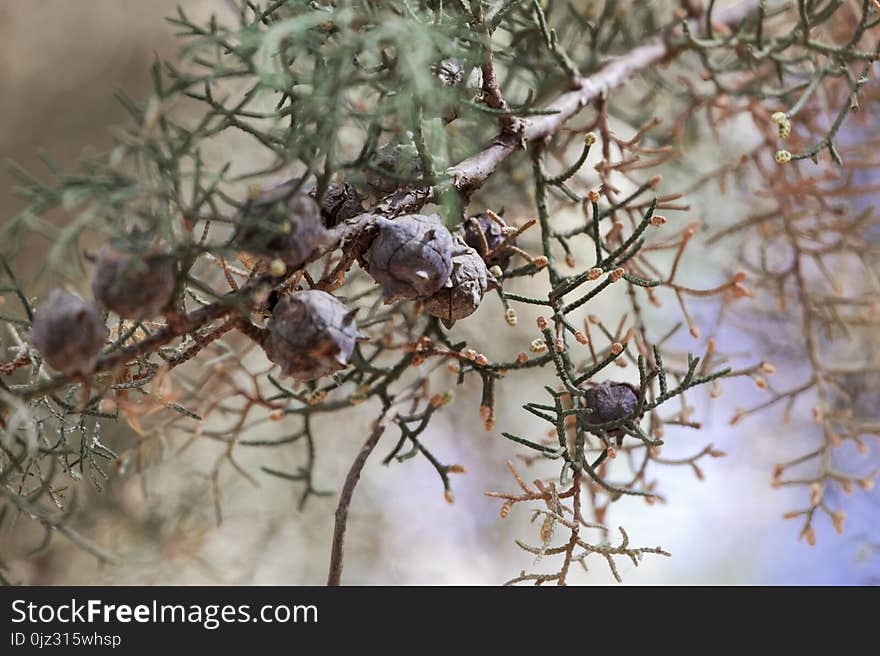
[
  {"left": 232, "top": 181, "right": 329, "bottom": 268},
  {"left": 582, "top": 380, "right": 642, "bottom": 446},
  {"left": 263, "top": 290, "right": 367, "bottom": 381},
  {"left": 361, "top": 214, "right": 455, "bottom": 303},
  {"left": 29, "top": 289, "right": 108, "bottom": 376},
  {"left": 458, "top": 212, "right": 516, "bottom": 271},
  {"left": 91, "top": 246, "right": 177, "bottom": 319}
]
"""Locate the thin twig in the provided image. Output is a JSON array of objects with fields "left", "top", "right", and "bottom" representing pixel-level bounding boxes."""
[{"left": 327, "top": 411, "right": 390, "bottom": 586}]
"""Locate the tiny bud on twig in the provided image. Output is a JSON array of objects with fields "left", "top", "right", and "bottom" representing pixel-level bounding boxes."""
[
  {"left": 803, "top": 525, "right": 816, "bottom": 546},
  {"left": 831, "top": 511, "right": 846, "bottom": 535},
  {"left": 809, "top": 482, "right": 823, "bottom": 506},
  {"left": 775, "top": 150, "right": 792, "bottom": 164},
  {"left": 269, "top": 258, "right": 287, "bottom": 277}
]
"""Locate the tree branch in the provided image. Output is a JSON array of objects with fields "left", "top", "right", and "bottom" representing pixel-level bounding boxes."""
[
  {"left": 9, "top": 1, "right": 764, "bottom": 405},
  {"left": 327, "top": 413, "right": 389, "bottom": 586},
  {"left": 445, "top": 0, "right": 765, "bottom": 195}
]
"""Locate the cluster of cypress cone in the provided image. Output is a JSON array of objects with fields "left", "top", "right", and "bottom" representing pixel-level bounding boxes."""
[{"left": 28, "top": 171, "right": 520, "bottom": 381}]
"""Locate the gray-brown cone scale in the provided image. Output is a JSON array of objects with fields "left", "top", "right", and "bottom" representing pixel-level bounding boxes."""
[
  {"left": 362, "top": 214, "right": 454, "bottom": 303},
  {"left": 423, "top": 237, "right": 497, "bottom": 326},
  {"left": 29, "top": 289, "right": 108, "bottom": 376},
  {"left": 91, "top": 246, "right": 177, "bottom": 320},
  {"left": 263, "top": 290, "right": 367, "bottom": 381}
]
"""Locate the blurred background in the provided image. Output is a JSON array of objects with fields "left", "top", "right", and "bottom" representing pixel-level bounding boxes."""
[{"left": 0, "top": 0, "right": 877, "bottom": 585}]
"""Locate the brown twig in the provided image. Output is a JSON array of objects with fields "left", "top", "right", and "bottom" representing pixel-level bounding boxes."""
[{"left": 327, "top": 412, "right": 389, "bottom": 586}]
